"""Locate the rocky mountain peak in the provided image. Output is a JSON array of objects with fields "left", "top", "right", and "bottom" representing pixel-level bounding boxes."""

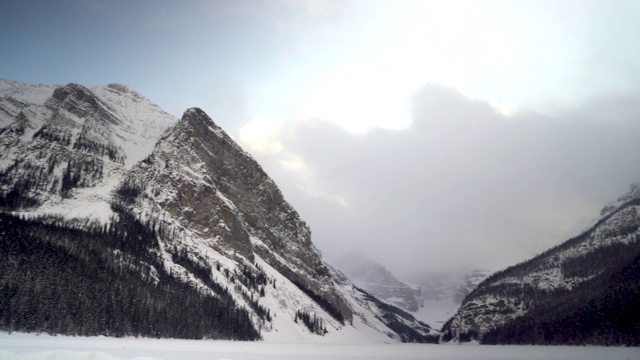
[
  {"left": 175, "top": 107, "right": 252, "bottom": 164},
  {"left": 0, "top": 79, "right": 437, "bottom": 343},
  {"left": 173, "top": 107, "right": 230, "bottom": 154},
  {"left": 119, "top": 107, "right": 352, "bottom": 323}
]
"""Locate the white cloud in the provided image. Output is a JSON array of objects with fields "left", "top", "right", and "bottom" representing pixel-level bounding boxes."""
[
  {"left": 279, "top": 153, "right": 307, "bottom": 172},
  {"left": 239, "top": 118, "right": 351, "bottom": 209},
  {"left": 238, "top": 119, "right": 284, "bottom": 155},
  {"left": 238, "top": 84, "right": 640, "bottom": 275}
]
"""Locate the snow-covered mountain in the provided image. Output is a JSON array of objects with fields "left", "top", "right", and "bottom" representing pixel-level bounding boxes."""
[
  {"left": 0, "top": 79, "right": 435, "bottom": 343},
  {"left": 334, "top": 253, "right": 422, "bottom": 312},
  {"left": 333, "top": 253, "right": 491, "bottom": 329},
  {"left": 0, "top": 79, "right": 57, "bottom": 128},
  {"left": 441, "top": 184, "right": 640, "bottom": 345},
  {"left": 0, "top": 80, "right": 176, "bottom": 219},
  {"left": 405, "top": 268, "right": 490, "bottom": 327}
]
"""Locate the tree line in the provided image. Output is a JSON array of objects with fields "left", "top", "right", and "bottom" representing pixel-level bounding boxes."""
[
  {"left": 481, "top": 241, "right": 640, "bottom": 346},
  {"left": 0, "top": 211, "right": 260, "bottom": 340}
]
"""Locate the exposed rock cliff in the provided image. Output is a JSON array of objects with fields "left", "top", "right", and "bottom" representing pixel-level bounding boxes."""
[{"left": 117, "top": 107, "right": 351, "bottom": 323}]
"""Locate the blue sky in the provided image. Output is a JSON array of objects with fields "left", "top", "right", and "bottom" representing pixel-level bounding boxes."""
[
  {"left": 4, "top": 0, "right": 638, "bottom": 131},
  {"left": 1, "top": 1, "right": 269, "bottom": 129},
  {"left": 2, "top": 0, "right": 640, "bottom": 273},
  {"left": 2, "top": 0, "right": 369, "bottom": 130}
]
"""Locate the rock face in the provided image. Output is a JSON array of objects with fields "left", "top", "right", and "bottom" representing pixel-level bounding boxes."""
[
  {"left": 0, "top": 78, "right": 429, "bottom": 343},
  {"left": 441, "top": 184, "right": 640, "bottom": 345},
  {"left": 118, "top": 107, "right": 351, "bottom": 323},
  {"left": 335, "top": 253, "right": 422, "bottom": 312}
]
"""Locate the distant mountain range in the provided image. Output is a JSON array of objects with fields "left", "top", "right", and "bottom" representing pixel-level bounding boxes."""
[
  {"left": 406, "top": 268, "right": 490, "bottom": 326},
  {"left": 333, "top": 253, "right": 491, "bottom": 329},
  {"left": 0, "top": 79, "right": 436, "bottom": 343},
  {"left": 333, "top": 253, "right": 422, "bottom": 312}
]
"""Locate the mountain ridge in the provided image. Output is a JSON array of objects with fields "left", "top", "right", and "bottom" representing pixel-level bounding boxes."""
[
  {"left": 0, "top": 78, "right": 433, "bottom": 343},
  {"left": 441, "top": 183, "right": 640, "bottom": 345},
  {"left": 116, "top": 106, "right": 352, "bottom": 324}
]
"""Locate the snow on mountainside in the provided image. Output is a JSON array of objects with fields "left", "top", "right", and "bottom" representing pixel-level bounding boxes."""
[
  {"left": 441, "top": 183, "right": 640, "bottom": 345},
  {"left": 334, "top": 252, "right": 489, "bottom": 328},
  {"left": 113, "top": 107, "right": 352, "bottom": 338},
  {"left": 334, "top": 253, "right": 422, "bottom": 313},
  {"left": 330, "top": 266, "right": 437, "bottom": 343},
  {"left": 0, "top": 80, "right": 176, "bottom": 221},
  {"left": 0, "top": 79, "right": 57, "bottom": 128},
  {"left": 0, "top": 79, "right": 432, "bottom": 343}
]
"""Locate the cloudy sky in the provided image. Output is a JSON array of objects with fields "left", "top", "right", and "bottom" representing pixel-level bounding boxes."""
[{"left": 2, "top": 0, "right": 640, "bottom": 275}]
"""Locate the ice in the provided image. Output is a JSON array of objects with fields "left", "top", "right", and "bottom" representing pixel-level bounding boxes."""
[{"left": 0, "top": 333, "right": 636, "bottom": 360}]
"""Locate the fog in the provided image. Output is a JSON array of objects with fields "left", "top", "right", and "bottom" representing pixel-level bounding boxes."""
[
  {"left": 239, "top": 85, "right": 640, "bottom": 275},
  {"left": 1, "top": 0, "right": 639, "bottom": 277}
]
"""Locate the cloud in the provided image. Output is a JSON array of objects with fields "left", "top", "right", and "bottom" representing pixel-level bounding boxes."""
[
  {"left": 276, "top": 0, "right": 345, "bottom": 15},
  {"left": 239, "top": 84, "right": 640, "bottom": 276}
]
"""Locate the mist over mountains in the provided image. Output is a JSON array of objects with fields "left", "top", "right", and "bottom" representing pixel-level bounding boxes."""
[{"left": 0, "top": 78, "right": 638, "bottom": 346}]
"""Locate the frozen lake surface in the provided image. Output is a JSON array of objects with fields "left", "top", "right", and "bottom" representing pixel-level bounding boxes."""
[{"left": 0, "top": 333, "right": 637, "bottom": 360}]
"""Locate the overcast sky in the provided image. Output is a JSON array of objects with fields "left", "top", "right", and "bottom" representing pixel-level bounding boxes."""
[{"left": 2, "top": 0, "right": 640, "bottom": 275}]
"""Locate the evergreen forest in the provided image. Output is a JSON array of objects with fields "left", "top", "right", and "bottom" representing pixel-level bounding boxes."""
[{"left": 0, "top": 211, "right": 260, "bottom": 340}]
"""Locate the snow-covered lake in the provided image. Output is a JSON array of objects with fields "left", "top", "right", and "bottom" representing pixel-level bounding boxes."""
[{"left": 0, "top": 333, "right": 636, "bottom": 360}]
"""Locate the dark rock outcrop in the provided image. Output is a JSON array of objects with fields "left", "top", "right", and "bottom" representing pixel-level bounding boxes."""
[{"left": 117, "top": 108, "right": 352, "bottom": 323}]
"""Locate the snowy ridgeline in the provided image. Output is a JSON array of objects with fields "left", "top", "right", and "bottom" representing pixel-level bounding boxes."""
[
  {"left": 0, "top": 79, "right": 435, "bottom": 343},
  {"left": 0, "top": 333, "right": 635, "bottom": 360}
]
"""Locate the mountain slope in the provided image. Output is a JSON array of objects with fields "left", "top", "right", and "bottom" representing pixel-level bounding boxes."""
[
  {"left": 0, "top": 80, "right": 176, "bottom": 219},
  {"left": 0, "top": 79, "right": 430, "bottom": 343},
  {"left": 0, "top": 211, "right": 260, "bottom": 340},
  {"left": 441, "top": 184, "right": 640, "bottom": 345},
  {"left": 0, "top": 79, "right": 56, "bottom": 128},
  {"left": 115, "top": 107, "right": 351, "bottom": 326},
  {"left": 330, "top": 266, "right": 438, "bottom": 343},
  {"left": 334, "top": 253, "right": 422, "bottom": 312}
]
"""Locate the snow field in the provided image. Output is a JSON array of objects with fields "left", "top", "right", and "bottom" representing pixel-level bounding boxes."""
[{"left": 0, "top": 333, "right": 637, "bottom": 360}]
